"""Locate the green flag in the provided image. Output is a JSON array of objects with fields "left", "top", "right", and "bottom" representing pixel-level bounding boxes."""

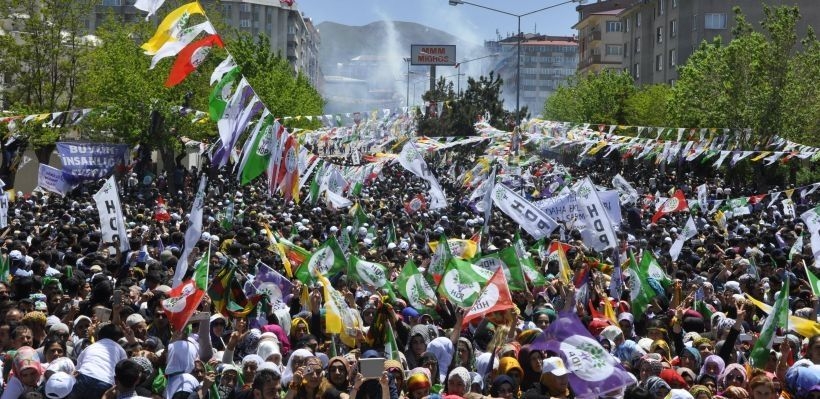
[
  {"left": 626, "top": 250, "right": 655, "bottom": 320},
  {"left": 307, "top": 161, "right": 326, "bottom": 205},
  {"left": 349, "top": 202, "right": 369, "bottom": 230},
  {"left": 437, "top": 257, "right": 493, "bottom": 308},
  {"left": 513, "top": 231, "right": 545, "bottom": 286},
  {"left": 397, "top": 260, "right": 437, "bottom": 314},
  {"left": 749, "top": 277, "right": 790, "bottom": 368},
  {"left": 295, "top": 236, "right": 348, "bottom": 284},
  {"left": 640, "top": 250, "right": 671, "bottom": 288},
  {"left": 496, "top": 248, "right": 528, "bottom": 291},
  {"left": 385, "top": 322, "right": 401, "bottom": 362},
  {"left": 239, "top": 114, "right": 276, "bottom": 185},
  {"left": 428, "top": 234, "right": 452, "bottom": 283},
  {"left": 0, "top": 254, "right": 9, "bottom": 283},
  {"left": 208, "top": 66, "right": 241, "bottom": 121},
  {"left": 790, "top": 232, "right": 804, "bottom": 262},
  {"left": 338, "top": 225, "right": 352, "bottom": 254},
  {"left": 805, "top": 264, "right": 820, "bottom": 297},
  {"left": 386, "top": 222, "right": 397, "bottom": 245},
  {"left": 348, "top": 255, "right": 392, "bottom": 294},
  {"left": 194, "top": 247, "right": 210, "bottom": 290}
]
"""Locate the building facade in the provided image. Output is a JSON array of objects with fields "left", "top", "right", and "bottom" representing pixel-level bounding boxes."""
[
  {"left": 574, "top": 1, "right": 628, "bottom": 74},
  {"left": 87, "top": 0, "right": 321, "bottom": 88},
  {"left": 617, "top": 0, "right": 820, "bottom": 85},
  {"left": 487, "top": 34, "right": 578, "bottom": 116}
]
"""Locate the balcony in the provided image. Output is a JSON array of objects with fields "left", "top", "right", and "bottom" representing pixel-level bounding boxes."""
[{"left": 588, "top": 30, "right": 602, "bottom": 43}]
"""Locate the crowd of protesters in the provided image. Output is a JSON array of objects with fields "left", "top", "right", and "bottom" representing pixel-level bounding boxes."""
[{"left": 0, "top": 137, "right": 816, "bottom": 399}]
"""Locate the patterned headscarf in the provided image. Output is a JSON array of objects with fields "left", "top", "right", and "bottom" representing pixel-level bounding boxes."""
[
  {"left": 699, "top": 355, "right": 725, "bottom": 379},
  {"left": 13, "top": 346, "right": 43, "bottom": 381},
  {"left": 448, "top": 367, "right": 472, "bottom": 394},
  {"left": 689, "top": 385, "right": 713, "bottom": 399},
  {"left": 645, "top": 376, "right": 671, "bottom": 397}
]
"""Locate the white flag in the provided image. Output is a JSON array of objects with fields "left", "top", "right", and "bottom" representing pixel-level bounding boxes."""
[
  {"left": 0, "top": 193, "right": 8, "bottom": 229},
  {"left": 93, "top": 176, "right": 130, "bottom": 252},
  {"left": 697, "top": 184, "right": 708, "bottom": 211},
  {"left": 133, "top": 0, "right": 166, "bottom": 21},
  {"left": 150, "top": 21, "right": 216, "bottom": 69},
  {"left": 173, "top": 176, "right": 208, "bottom": 287},
  {"left": 782, "top": 199, "right": 796, "bottom": 218},
  {"left": 397, "top": 141, "right": 446, "bottom": 209},
  {"left": 670, "top": 216, "right": 697, "bottom": 261},
  {"left": 37, "top": 164, "right": 73, "bottom": 197},
  {"left": 575, "top": 178, "right": 618, "bottom": 251},
  {"left": 491, "top": 183, "right": 557, "bottom": 239},
  {"left": 801, "top": 205, "right": 820, "bottom": 262},
  {"left": 612, "top": 174, "right": 639, "bottom": 205},
  {"left": 210, "top": 56, "right": 237, "bottom": 85}
]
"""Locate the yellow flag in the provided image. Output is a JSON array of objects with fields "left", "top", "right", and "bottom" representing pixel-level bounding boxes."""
[
  {"left": 318, "top": 274, "right": 343, "bottom": 334},
  {"left": 556, "top": 241, "right": 572, "bottom": 285},
  {"left": 714, "top": 210, "right": 727, "bottom": 234},
  {"left": 751, "top": 151, "right": 771, "bottom": 162},
  {"left": 141, "top": 2, "right": 205, "bottom": 55},
  {"left": 786, "top": 188, "right": 795, "bottom": 199},
  {"left": 429, "top": 239, "right": 477, "bottom": 260},
  {"left": 603, "top": 298, "right": 618, "bottom": 324},
  {"left": 265, "top": 224, "right": 293, "bottom": 278},
  {"left": 746, "top": 294, "right": 820, "bottom": 338}
]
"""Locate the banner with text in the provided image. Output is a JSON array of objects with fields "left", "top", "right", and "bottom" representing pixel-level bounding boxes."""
[
  {"left": 492, "top": 183, "right": 558, "bottom": 239},
  {"left": 56, "top": 142, "right": 130, "bottom": 182},
  {"left": 93, "top": 176, "right": 130, "bottom": 252},
  {"left": 534, "top": 190, "right": 622, "bottom": 227},
  {"left": 37, "top": 164, "right": 73, "bottom": 197}
]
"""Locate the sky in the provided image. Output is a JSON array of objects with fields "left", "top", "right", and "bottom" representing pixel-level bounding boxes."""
[{"left": 296, "top": 0, "right": 581, "bottom": 45}]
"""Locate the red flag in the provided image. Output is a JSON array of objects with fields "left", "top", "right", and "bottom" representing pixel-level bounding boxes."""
[
  {"left": 404, "top": 194, "right": 427, "bottom": 214},
  {"left": 462, "top": 267, "right": 514, "bottom": 327},
  {"left": 161, "top": 279, "right": 205, "bottom": 332},
  {"left": 651, "top": 189, "right": 688, "bottom": 223},
  {"left": 165, "top": 35, "right": 224, "bottom": 87},
  {"left": 270, "top": 134, "right": 296, "bottom": 199},
  {"left": 749, "top": 194, "right": 767, "bottom": 205},
  {"left": 280, "top": 0, "right": 294, "bottom": 5},
  {"left": 154, "top": 195, "right": 170, "bottom": 222}
]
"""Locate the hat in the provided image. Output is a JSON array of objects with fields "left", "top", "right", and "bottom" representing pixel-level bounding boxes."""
[
  {"left": 155, "top": 285, "right": 172, "bottom": 294},
  {"left": 126, "top": 313, "right": 146, "bottom": 327},
  {"left": 9, "top": 250, "right": 22, "bottom": 261},
  {"left": 542, "top": 357, "right": 569, "bottom": 376},
  {"left": 49, "top": 323, "right": 69, "bottom": 335},
  {"left": 45, "top": 372, "right": 75, "bottom": 399},
  {"left": 73, "top": 315, "right": 91, "bottom": 328},
  {"left": 89, "top": 265, "right": 102, "bottom": 273}
]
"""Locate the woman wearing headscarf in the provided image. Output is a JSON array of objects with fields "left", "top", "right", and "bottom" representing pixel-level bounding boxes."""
[
  {"left": 516, "top": 345, "right": 543, "bottom": 392},
  {"left": 639, "top": 355, "right": 664, "bottom": 383},
  {"left": 282, "top": 349, "right": 314, "bottom": 386},
  {"left": 290, "top": 317, "right": 310, "bottom": 344},
  {"left": 497, "top": 357, "right": 525, "bottom": 389},
  {"left": 689, "top": 385, "right": 713, "bottom": 399},
  {"left": 0, "top": 347, "right": 43, "bottom": 399},
  {"left": 405, "top": 324, "right": 434, "bottom": 370},
  {"left": 405, "top": 370, "right": 431, "bottom": 399},
  {"left": 643, "top": 376, "right": 671, "bottom": 399},
  {"left": 698, "top": 355, "right": 725, "bottom": 381},
  {"left": 426, "top": 337, "right": 454, "bottom": 385},
  {"left": 489, "top": 375, "right": 518, "bottom": 399},
  {"left": 455, "top": 338, "right": 475, "bottom": 371},
  {"left": 215, "top": 364, "right": 241, "bottom": 399},
  {"left": 327, "top": 356, "right": 352, "bottom": 393},
  {"left": 284, "top": 356, "right": 327, "bottom": 399},
  {"left": 678, "top": 347, "right": 702, "bottom": 372},
  {"left": 650, "top": 340, "right": 673, "bottom": 363},
  {"left": 718, "top": 363, "right": 747, "bottom": 392},
  {"left": 445, "top": 367, "right": 472, "bottom": 399}
]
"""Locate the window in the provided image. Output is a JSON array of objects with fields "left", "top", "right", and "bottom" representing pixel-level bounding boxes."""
[
  {"left": 606, "top": 44, "right": 624, "bottom": 56},
  {"left": 672, "top": 0, "right": 678, "bottom": 8},
  {"left": 624, "top": 42, "right": 628, "bottom": 54},
  {"left": 656, "top": 26, "right": 663, "bottom": 43},
  {"left": 240, "top": 19, "right": 251, "bottom": 28},
  {"left": 625, "top": 18, "right": 631, "bottom": 32},
  {"left": 656, "top": 54, "right": 663, "bottom": 71},
  {"left": 705, "top": 13, "right": 727, "bottom": 29},
  {"left": 636, "top": 12, "right": 641, "bottom": 27},
  {"left": 670, "top": 19, "right": 677, "bottom": 37},
  {"left": 658, "top": 0, "right": 665, "bottom": 16},
  {"left": 240, "top": 3, "right": 250, "bottom": 12},
  {"left": 102, "top": 0, "right": 121, "bottom": 5},
  {"left": 606, "top": 21, "right": 622, "bottom": 32},
  {"left": 634, "top": 37, "right": 641, "bottom": 53},
  {"left": 634, "top": 63, "right": 640, "bottom": 79},
  {"left": 223, "top": 5, "right": 232, "bottom": 14},
  {"left": 669, "top": 49, "right": 677, "bottom": 67}
]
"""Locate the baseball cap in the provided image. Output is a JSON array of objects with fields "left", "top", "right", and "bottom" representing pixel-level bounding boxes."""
[
  {"left": 542, "top": 357, "right": 569, "bottom": 376},
  {"left": 45, "top": 372, "right": 75, "bottom": 399}
]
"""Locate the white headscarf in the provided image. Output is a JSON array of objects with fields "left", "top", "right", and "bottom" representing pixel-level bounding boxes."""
[{"left": 281, "top": 348, "right": 313, "bottom": 385}]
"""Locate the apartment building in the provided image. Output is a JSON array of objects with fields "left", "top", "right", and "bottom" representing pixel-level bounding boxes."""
[{"left": 574, "top": 1, "right": 628, "bottom": 74}]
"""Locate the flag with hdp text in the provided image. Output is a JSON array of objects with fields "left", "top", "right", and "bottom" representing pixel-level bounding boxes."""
[
  {"left": 427, "top": 234, "right": 452, "bottom": 284},
  {"left": 93, "top": 176, "right": 130, "bottom": 253},
  {"left": 801, "top": 205, "right": 820, "bottom": 262},
  {"left": 462, "top": 267, "right": 514, "bottom": 327},
  {"left": 162, "top": 248, "right": 209, "bottom": 333},
  {"left": 749, "top": 277, "right": 789, "bottom": 368},
  {"left": 396, "top": 260, "right": 437, "bottom": 315},
  {"left": 348, "top": 255, "right": 392, "bottom": 293},
  {"left": 150, "top": 21, "right": 215, "bottom": 69},
  {"left": 238, "top": 113, "right": 277, "bottom": 185},
  {"left": 437, "top": 257, "right": 493, "bottom": 308},
  {"left": 513, "top": 231, "right": 546, "bottom": 286},
  {"left": 474, "top": 249, "right": 525, "bottom": 291},
  {"left": 142, "top": 2, "right": 205, "bottom": 55},
  {"left": 491, "top": 183, "right": 557, "bottom": 239},
  {"left": 530, "top": 310, "right": 637, "bottom": 398},
  {"left": 173, "top": 176, "right": 207, "bottom": 287},
  {"left": 669, "top": 216, "right": 697, "bottom": 261}
]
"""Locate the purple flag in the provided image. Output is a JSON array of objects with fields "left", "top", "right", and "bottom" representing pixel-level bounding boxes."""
[
  {"left": 531, "top": 311, "right": 637, "bottom": 398},
  {"left": 243, "top": 262, "right": 294, "bottom": 310}
]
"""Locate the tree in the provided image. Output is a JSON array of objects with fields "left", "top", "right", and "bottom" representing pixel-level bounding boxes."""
[
  {"left": 543, "top": 70, "right": 635, "bottom": 124},
  {"left": 624, "top": 84, "right": 672, "bottom": 126}
]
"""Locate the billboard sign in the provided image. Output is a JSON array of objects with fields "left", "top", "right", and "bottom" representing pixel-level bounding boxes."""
[{"left": 410, "top": 45, "right": 456, "bottom": 66}]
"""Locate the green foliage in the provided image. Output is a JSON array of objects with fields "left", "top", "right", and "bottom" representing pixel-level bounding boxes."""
[
  {"left": 624, "top": 84, "right": 672, "bottom": 126},
  {"left": 543, "top": 70, "right": 636, "bottom": 124}
]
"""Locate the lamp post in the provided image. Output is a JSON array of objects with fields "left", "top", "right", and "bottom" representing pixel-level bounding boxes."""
[
  {"left": 448, "top": 0, "right": 583, "bottom": 125},
  {"left": 403, "top": 57, "right": 411, "bottom": 108},
  {"left": 454, "top": 53, "right": 499, "bottom": 97}
]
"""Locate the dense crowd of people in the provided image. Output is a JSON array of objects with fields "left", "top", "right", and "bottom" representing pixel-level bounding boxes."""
[{"left": 0, "top": 137, "right": 817, "bottom": 399}]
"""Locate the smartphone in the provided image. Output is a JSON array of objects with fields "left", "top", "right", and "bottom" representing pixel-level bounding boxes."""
[
  {"left": 360, "top": 358, "right": 385, "bottom": 379},
  {"left": 113, "top": 290, "right": 123, "bottom": 307}
]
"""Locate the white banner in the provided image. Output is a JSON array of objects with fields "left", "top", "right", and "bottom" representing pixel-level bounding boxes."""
[
  {"left": 697, "top": 184, "right": 708, "bottom": 211},
  {"left": 397, "top": 142, "right": 446, "bottom": 209},
  {"left": 782, "top": 198, "right": 796, "bottom": 218},
  {"left": 574, "top": 178, "right": 618, "bottom": 251},
  {"left": 534, "top": 190, "right": 622, "bottom": 227},
  {"left": 612, "top": 174, "right": 638, "bottom": 205},
  {"left": 491, "top": 183, "right": 557, "bottom": 239},
  {"left": 93, "top": 176, "right": 130, "bottom": 252},
  {"left": 801, "top": 206, "right": 820, "bottom": 261},
  {"left": 670, "top": 216, "right": 697, "bottom": 261},
  {"left": 37, "top": 164, "right": 73, "bottom": 197},
  {"left": 173, "top": 176, "right": 208, "bottom": 287},
  {"left": 0, "top": 193, "right": 8, "bottom": 229}
]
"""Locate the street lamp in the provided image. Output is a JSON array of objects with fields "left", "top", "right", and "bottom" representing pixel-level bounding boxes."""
[
  {"left": 403, "top": 57, "right": 411, "bottom": 108},
  {"left": 448, "top": 0, "right": 584, "bottom": 125},
  {"left": 454, "top": 53, "right": 499, "bottom": 97}
]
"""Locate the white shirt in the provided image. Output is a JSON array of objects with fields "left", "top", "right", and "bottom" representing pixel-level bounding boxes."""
[{"left": 76, "top": 338, "right": 127, "bottom": 384}]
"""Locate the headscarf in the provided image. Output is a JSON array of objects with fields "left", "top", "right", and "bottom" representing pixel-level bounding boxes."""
[
  {"left": 786, "top": 364, "right": 820, "bottom": 399},
  {"left": 665, "top": 389, "right": 694, "bottom": 399},
  {"left": 257, "top": 340, "right": 280, "bottom": 363},
  {"left": 427, "top": 337, "right": 454, "bottom": 382},
  {"left": 406, "top": 324, "right": 434, "bottom": 351},
  {"left": 457, "top": 337, "right": 474, "bottom": 370},
  {"left": 645, "top": 376, "right": 671, "bottom": 398},
  {"left": 498, "top": 357, "right": 524, "bottom": 379},
  {"left": 517, "top": 345, "right": 541, "bottom": 390},
  {"left": 718, "top": 364, "right": 746, "bottom": 390},
  {"left": 677, "top": 368, "right": 696, "bottom": 384},
  {"left": 385, "top": 359, "right": 404, "bottom": 373},
  {"left": 651, "top": 340, "right": 672, "bottom": 362},
  {"left": 682, "top": 347, "right": 702, "bottom": 370},
  {"left": 281, "top": 348, "right": 313, "bottom": 386},
  {"left": 290, "top": 317, "right": 310, "bottom": 339},
  {"left": 448, "top": 367, "right": 471, "bottom": 394},
  {"left": 641, "top": 357, "right": 663, "bottom": 378},
  {"left": 689, "top": 385, "right": 713, "bottom": 399},
  {"left": 475, "top": 352, "right": 498, "bottom": 377},
  {"left": 13, "top": 347, "right": 43, "bottom": 380},
  {"left": 699, "top": 355, "right": 725, "bottom": 380},
  {"left": 46, "top": 357, "right": 75, "bottom": 375},
  {"left": 660, "top": 368, "right": 688, "bottom": 388},
  {"left": 490, "top": 375, "right": 517, "bottom": 398},
  {"left": 407, "top": 372, "right": 431, "bottom": 392}
]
